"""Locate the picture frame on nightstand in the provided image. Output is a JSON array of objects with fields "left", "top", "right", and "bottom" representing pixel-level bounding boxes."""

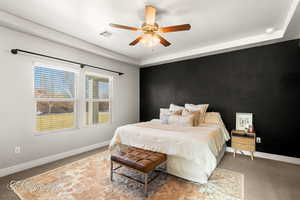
[{"left": 236, "top": 113, "right": 253, "bottom": 131}]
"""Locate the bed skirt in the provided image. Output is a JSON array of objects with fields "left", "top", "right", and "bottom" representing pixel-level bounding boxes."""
[{"left": 166, "top": 144, "right": 226, "bottom": 184}]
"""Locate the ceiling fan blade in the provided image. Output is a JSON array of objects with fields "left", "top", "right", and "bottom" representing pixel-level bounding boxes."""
[
  {"left": 159, "top": 24, "right": 191, "bottom": 33},
  {"left": 156, "top": 34, "right": 171, "bottom": 47},
  {"left": 145, "top": 5, "right": 156, "bottom": 25},
  {"left": 109, "top": 23, "right": 139, "bottom": 31},
  {"left": 129, "top": 36, "right": 143, "bottom": 46}
]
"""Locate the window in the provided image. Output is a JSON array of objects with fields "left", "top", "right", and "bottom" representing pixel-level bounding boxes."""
[
  {"left": 33, "top": 64, "right": 113, "bottom": 133},
  {"left": 34, "top": 66, "right": 76, "bottom": 132},
  {"left": 85, "top": 74, "right": 111, "bottom": 125}
]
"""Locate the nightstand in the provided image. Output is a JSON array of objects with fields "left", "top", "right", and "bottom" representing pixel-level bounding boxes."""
[{"left": 231, "top": 130, "right": 256, "bottom": 160}]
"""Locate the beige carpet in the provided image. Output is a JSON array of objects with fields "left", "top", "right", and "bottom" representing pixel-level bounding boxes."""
[{"left": 9, "top": 151, "right": 244, "bottom": 200}]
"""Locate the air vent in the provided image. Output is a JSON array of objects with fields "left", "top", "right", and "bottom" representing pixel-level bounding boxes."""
[{"left": 99, "top": 31, "right": 112, "bottom": 37}]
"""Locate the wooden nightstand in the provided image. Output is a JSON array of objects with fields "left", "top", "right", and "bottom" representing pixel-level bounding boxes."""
[{"left": 231, "top": 130, "right": 256, "bottom": 160}]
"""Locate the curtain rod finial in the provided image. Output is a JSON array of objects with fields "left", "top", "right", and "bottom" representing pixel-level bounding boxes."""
[{"left": 11, "top": 49, "right": 18, "bottom": 54}]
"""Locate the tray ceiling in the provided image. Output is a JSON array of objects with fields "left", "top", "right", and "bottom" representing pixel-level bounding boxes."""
[{"left": 0, "top": 0, "right": 299, "bottom": 66}]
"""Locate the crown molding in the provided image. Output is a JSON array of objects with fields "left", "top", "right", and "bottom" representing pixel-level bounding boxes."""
[
  {"left": 140, "top": 31, "right": 284, "bottom": 66},
  {"left": 0, "top": 10, "right": 139, "bottom": 66}
]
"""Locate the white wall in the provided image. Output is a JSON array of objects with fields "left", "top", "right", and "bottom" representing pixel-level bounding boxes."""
[{"left": 0, "top": 26, "right": 139, "bottom": 170}]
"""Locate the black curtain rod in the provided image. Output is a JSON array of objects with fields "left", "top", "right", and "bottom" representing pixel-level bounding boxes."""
[{"left": 10, "top": 49, "right": 124, "bottom": 75}]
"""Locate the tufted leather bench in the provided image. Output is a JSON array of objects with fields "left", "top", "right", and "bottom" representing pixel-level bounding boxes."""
[{"left": 111, "top": 145, "right": 167, "bottom": 197}]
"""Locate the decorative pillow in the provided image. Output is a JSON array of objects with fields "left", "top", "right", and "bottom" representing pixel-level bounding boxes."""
[
  {"left": 185, "top": 104, "right": 209, "bottom": 123},
  {"left": 168, "top": 114, "right": 194, "bottom": 127},
  {"left": 204, "top": 112, "right": 222, "bottom": 124},
  {"left": 182, "top": 109, "right": 201, "bottom": 126},
  {"left": 172, "top": 110, "right": 183, "bottom": 115},
  {"left": 169, "top": 104, "right": 184, "bottom": 114},
  {"left": 161, "top": 114, "right": 169, "bottom": 124},
  {"left": 159, "top": 108, "right": 181, "bottom": 120},
  {"left": 204, "top": 112, "right": 231, "bottom": 141},
  {"left": 160, "top": 108, "right": 170, "bottom": 119}
]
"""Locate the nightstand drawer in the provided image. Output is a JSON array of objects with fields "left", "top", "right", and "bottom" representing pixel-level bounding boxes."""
[
  {"left": 232, "top": 143, "right": 255, "bottom": 152},
  {"left": 232, "top": 136, "right": 255, "bottom": 145}
]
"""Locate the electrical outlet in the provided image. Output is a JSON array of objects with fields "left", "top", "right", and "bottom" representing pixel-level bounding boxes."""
[
  {"left": 15, "top": 146, "right": 21, "bottom": 154},
  {"left": 256, "top": 137, "right": 261, "bottom": 143}
]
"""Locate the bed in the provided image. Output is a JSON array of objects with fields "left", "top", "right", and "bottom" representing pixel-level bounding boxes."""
[{"left": 109, "top": 112, "right": 230, "bottom": 184}]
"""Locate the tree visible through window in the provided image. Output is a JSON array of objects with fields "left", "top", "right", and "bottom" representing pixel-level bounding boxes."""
[{"left": 34, "top": 66, "right": 75, "bottom": 132}]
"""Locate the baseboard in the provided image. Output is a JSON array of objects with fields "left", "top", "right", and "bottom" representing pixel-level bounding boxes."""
[
  {"left": 2, "top": 143, "right": 298, "bottom": 178},
  {"left": 226, "top": 147, "right": 300, "bottom": 165},
  {"left": 0, "top": 140, "right": 110, "bottom": 178}
]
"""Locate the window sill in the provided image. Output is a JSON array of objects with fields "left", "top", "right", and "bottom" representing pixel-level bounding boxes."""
[
  {"left": 33, "top": 122, "right": 114, "bottom": 136},
  {"left": 34, "top": 127, "right": 79, "bottom": 136},
  {"left": 82, "top": 122, "right": 112, "bottom": 129}
]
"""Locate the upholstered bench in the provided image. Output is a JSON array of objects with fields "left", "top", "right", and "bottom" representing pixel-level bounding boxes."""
[{"left": 110, "top": 145, "right": 167, "bottom": 197}]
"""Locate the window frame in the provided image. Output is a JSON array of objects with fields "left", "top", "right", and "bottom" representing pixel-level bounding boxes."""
[
  {"left": 33, "top": 63, "right": 79, "bottom": 135},
  {"left": 83, "top": 71, "right": 113, "bottom": 127}
]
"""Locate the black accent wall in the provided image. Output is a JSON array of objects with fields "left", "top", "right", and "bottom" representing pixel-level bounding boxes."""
[{"left": 140, "top": 40, "right": 300, "bottom": 158}]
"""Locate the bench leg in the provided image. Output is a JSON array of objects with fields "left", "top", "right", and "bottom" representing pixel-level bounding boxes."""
[
  {"left": 110, "top": 160, "right": 113, "bottom": 182},
  {"left": 164, "top": 162, "right": 167, "bottom": 180},
  {"left": 144, "top": 173, "right": 148, "bottom": 197}
]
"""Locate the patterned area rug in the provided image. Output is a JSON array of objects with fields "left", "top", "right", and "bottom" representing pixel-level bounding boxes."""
[{"left": 10, "top": 151, "right": 244, "bottom": 200}]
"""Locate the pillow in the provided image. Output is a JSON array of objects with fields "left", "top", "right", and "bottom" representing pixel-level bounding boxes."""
[
  {"left": 159, "top": 108, "right": 181, "bottom": 120},
  {"left": 168, "top": 114, "right": 194, "bottom": 127},
  {"left": 204, "top": 112, "right": 231, "bottom": 141},
  {"left": 204, "top": 112, "right": 222, "bottom": 124},
  {"left": 185, "top": 104, "right": 209, "bottom": 123},
  {"left": 161, "top": 114, "right": 169, "bottom": 124},
  {"left": 169, "top": 104, "right": 184, "bottom": 113},
  {"left": 160, "top": 108, "right": 170, "bottom": 119},
  {"left": 182, "top": 109, "right": 201, "bottom": 126}
]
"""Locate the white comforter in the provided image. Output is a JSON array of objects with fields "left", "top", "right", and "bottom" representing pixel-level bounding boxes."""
[{"left": 110, "top": 120, "right": 230, "bottom": 183}]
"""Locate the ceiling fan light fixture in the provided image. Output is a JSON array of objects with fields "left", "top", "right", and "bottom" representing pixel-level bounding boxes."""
[
  {"left": 141, "top": 33, "right": 160, "bottom": 47},
  {"left": 109, "top": 6, "right": 191, "bottom": 47}
]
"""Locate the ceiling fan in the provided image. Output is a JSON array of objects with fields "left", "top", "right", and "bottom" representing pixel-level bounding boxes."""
[{"left": 109, "top": 5, "right": 191, "bottom": 47}]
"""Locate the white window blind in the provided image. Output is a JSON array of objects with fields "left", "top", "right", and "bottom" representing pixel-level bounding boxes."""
[
  {"left": 34, "top": 66, "right": 76, "bottom": 132},
  {"left": 85, "top": 74, "right": 111, "bottom": 125}
]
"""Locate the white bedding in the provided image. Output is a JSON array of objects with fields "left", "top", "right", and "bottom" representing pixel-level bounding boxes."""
[{"left": 109, "top": 119, "right": 230, "bottom": 183}]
